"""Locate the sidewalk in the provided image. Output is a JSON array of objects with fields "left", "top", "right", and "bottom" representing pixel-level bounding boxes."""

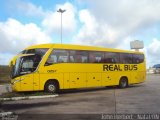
[{"left": 0, "top": 84, "right": 12, "bottom": 95}]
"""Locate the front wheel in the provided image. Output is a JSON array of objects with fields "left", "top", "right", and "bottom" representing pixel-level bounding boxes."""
[
  {"left": 44, "top": 81, "right": 59, "bottom": 93},
  {"left": 119, "top": 77, "right": 128, "bottom": 88}
]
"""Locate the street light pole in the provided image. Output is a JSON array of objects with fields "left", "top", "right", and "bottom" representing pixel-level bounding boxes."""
[{"left": 57, "top": 8, "right": 66, "bottom": 44}]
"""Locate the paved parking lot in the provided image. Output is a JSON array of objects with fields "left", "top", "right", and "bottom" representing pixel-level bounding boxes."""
[{"left": 1, "top": 74, "right": 160, "bottom": 119}]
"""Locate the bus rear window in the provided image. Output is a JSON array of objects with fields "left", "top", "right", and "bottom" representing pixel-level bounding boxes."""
[
  {"left": 120, "top": 53, "right": 132, "bottom": 64},
  {"left": 132, "top": 54, "right": 144, "bottom": 64}
]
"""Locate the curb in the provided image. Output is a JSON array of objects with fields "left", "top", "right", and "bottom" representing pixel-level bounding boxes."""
[
  {"left": 0, "top": 94, "right": 59, "bottom": 101},
  {"left": 0, "top": 112, "right": 13, "bottom": 117},
  {"left": 0, "top": 84, "right": 10, "bottom": 87}
]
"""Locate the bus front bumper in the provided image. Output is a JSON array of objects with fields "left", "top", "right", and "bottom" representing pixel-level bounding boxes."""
[{"left": 11, "top": 79, "right": 21, "bottom": 92}]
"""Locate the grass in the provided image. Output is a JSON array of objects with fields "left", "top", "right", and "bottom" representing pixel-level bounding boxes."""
[{"left": 0, "top": 65, "right": 11, "bottom": 84}]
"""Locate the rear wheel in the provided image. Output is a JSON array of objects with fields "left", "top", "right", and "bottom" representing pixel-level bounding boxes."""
[
  {"left": 44, "top": 81, "right": 59, "bottom": 93},
  {"left": 119, "top": 77, "right": 128, "bottom": 88}
]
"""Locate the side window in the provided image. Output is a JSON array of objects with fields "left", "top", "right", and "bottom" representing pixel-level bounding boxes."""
[
  {"left": 20, "top": 55, "right": 35, "bottom": 73},
  {"left": 25, "top": 48, "right": 48, "bottom": 56},
  {"left": 26, "top": 49, "right": 35, "bottom": 54},
  {"left": 70, "top": 50, "right": 88, "bottom": 63},
  {"left": 89, "top": 51, "right": 104, "bottom": 63},
  {"left": 35, "top": 48, "right": 49, "bottom": 56},
  {"left": 19, "top": 50, "right": 26, "bottom": 54},
  {"left": 69, "top": 51, "right": 76, "bottom": 63},
  {"left": 104, "top": 52, "right": 120, "bottom": 63},
  {"left": 133, "top": 54, "right": 144, "bottom": 64},
  {"left": 46, "top": 49, "right": 69, "bottom": 65},
  {"left": 120, "top": 53, "right": 132, "bottom": 64}
]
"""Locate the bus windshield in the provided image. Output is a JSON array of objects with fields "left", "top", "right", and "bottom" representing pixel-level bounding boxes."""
[{"left": 11, "top": 54, "right": 41, "bottom": 78}]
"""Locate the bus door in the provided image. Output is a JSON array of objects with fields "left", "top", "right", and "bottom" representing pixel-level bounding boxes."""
[
  {"left": 19, "top": 54, "right": 40, "bottom": 91},
  {"left": 20, "top": 73, "right": 39, "bottom": 91},
  {"left": 33, "top": 72, "right": 40, "bottom": 90},
  {"left": 63, "top": 73, "right": 70, "bottom": 89},
  {"left": 20, "top": 74, "right": 33, "bottom": 91}
]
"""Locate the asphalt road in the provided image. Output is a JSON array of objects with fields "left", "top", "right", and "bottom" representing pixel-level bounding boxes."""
[{"left": 1, "top": 74, "right": 160, "bottom": 120}]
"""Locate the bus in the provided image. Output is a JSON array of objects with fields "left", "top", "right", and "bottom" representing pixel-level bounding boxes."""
[{"left": 10, "top": 44, "right": 146, "bottom": 93}]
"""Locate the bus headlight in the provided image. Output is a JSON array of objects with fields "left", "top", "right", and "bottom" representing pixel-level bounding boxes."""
[{"left": 12, "top": 78, "right": 25, "bottom": 85}]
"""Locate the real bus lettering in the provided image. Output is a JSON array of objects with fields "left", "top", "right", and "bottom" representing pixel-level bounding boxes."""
[
  {"left": 103, "top": 65, "right": 122, "bottom": 71},
  {"left": 124, "top": 65, "right": 138, "bottom": 71},
  {"left": 103, "top": 64, "right": 137, "bottom": 71}
]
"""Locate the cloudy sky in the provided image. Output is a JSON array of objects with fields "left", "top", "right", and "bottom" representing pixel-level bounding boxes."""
[{"left": 0, "top": 0, "right": 160, "bottom": 68}]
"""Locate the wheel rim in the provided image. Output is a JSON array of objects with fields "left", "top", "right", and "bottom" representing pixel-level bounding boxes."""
[
  {"left": 48, "top": 84, "right": 56, "bottom": 92},
  {"left": 121, "top": 79, "right": 127, "bottom": 87}
]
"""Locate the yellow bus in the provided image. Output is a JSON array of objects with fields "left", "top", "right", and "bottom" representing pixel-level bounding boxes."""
[{"left": 10, "top": 44, "right": 146, "bottom": 93}]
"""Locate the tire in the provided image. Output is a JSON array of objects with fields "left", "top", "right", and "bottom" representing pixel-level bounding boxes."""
[
  {"left": 44, "top": 81, "right": 59, "bottom": 93},
  {"left": 119, "top": 77, "right": 128, "bottom": 88}
]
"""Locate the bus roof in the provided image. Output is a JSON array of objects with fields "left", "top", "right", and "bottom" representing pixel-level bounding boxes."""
[
  {"left": 26, "top": 44, "right": 53, "bottom": 49},
  {"left": 25, "top": 44, "right": 144, "bottom": 54}
]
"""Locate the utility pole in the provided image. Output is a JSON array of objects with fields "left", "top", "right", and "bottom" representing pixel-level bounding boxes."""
[{"left": 57, "top": 8, "right": 66, "bottom": 44}]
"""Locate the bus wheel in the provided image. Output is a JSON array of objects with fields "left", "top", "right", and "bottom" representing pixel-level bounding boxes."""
[
  {"left": 44, "top": 81, "right": 59, "bottom": 93},
  {"left": 119, "top": 77, "right": 128, "bottom": 88}
]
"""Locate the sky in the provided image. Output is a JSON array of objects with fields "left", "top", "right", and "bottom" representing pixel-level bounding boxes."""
[{"left": 0, "top": 0, "right": 160, "bottom": 68}]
